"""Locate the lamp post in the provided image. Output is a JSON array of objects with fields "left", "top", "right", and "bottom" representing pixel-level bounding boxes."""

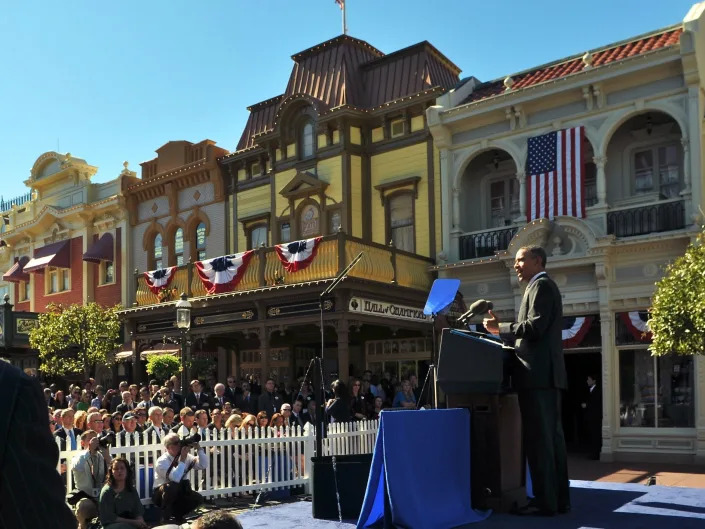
[{"left": 175, "top": 292, "right": 192, "bottom": 394}]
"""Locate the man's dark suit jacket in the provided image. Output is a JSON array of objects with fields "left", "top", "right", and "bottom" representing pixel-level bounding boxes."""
[
  {"left": 185, "top": 392, "right": 212, "bottom": 411},
  {"left": 499, "top": 273, "right": 567, "bottom": 390},
  {"left": 585, "top": 385, "right": 602, "bottom": 422},
  {"left": 235, "top": 393, "right": 256, "bottom": 414},
  {"left": 54, "top": 426, "right": 83, "bottom": 451},
  {"left": 224, "top": 386, "right": 240, "bottom": 404},
  {"left": 142, "top": 424, "right": 169, "bottom": 443},
  {"left": 0, "top": 362, "right": 77, "bottom": 528},
  {"left": 116, "top": 402, "right": 135, "bottom": 414}
]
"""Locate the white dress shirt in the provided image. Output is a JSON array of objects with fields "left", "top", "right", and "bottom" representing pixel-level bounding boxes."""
[{"left": 153, "top": 449, "right": 208, "bottom": 488}]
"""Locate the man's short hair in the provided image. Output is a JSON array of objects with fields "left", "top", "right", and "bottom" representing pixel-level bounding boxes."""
[
  {"left": 193, "top": 510, "right": 243, "bottom": 529},
  {"left": 214, "top": 383, "right": 225, "bottom": 392},
  {"left": 194, "top": 409, "right": 208, "bottom": 419},
  {"left": 119, "top": 381, "right": 128, "bottom": 389},
  {"left": 148, "top": 406, "right": 162, "bottom": 418},
  {"left": 80, "top": 430, "right": 97, "bottom": 442},
  {"left": 61, "top": 409, "right": 74, "bottom": 418},
  {"left": 163, "top": 432, "right": 180, "bottom": 448},
  {"left": 190, "top": 379, "right": 200, "bottom": 387},
  {"left": 520, "top": 245, "right": 547, "bottom": 267},
  {"left": 122, "top": 391, "right": 131, "bottom": 399},
  {"left": 280, "top": 403, "right": 291, "bottom": 411},
  {"left": 180, "top": 407, "right": 195, "bottom": 418}
]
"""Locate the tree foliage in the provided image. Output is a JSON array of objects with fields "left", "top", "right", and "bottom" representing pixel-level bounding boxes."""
[
  {"left": 30, "top": 302, "right": 121, "bottom": 377},
  {"left": 649, "top": 230, "right": 705, "bottom": 356},
  {"left": 146, "top": 354, "right": 181, "bottom": 383},
  {"left": 188, "top": 355, "right": 216, "bottom": 379}
]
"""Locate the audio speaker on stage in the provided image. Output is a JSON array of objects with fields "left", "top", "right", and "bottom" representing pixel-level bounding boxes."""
[{"left": 311, "top": 453, "right": 373, "bottom": 520}]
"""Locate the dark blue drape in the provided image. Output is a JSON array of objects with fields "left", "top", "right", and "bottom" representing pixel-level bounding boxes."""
[{"left": 357, "top": 408, "right": 490, "bottom": 528}]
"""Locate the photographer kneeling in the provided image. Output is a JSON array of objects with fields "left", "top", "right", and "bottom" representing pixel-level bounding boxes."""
[
  {"left": 153, "top": 432, "right": 208, "bottom": 522},
  {"left": 70, "top": 430, "right": 111, "bottom": 529}
]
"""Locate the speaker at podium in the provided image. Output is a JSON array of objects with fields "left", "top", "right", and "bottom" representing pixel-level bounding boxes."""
[{"left": 438, "top": 328, "right": 525, "bottom": 512}]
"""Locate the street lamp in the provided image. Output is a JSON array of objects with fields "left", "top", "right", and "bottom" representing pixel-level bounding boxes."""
[{"left": 175, "top": 292, "right": 191, "bottom": 394}]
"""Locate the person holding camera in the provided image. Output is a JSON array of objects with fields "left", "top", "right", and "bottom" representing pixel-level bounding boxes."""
[
  {"left": 153, "top": 432, "right": 208, "bottom": 522},
  {"left": 98, "top": 456, "right": 147, "bottom": 529},
  {"left": 70, "top": 429, "right": 111, "bottom": 529}
]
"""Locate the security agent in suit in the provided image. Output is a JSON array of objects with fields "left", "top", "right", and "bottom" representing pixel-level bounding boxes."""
[
  {"left": 484, "top": 245, "right": 570, "bottom": 516},
  {"left": 0, "top": 361, "right": 77, "bottom": 528},
  {"left": 581, "top": 374, "right": 602, "bottom": 460},
  {"left": 184, "top": 379, "right": 212, "bottom": 412}
]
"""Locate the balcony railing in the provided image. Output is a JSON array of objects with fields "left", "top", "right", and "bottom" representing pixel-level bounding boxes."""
[
  {"left": 133, "top": 231, "right": 433, "bottom": 306},
  {"left": 459, "top": 227, "right": 518, "bottom": 260},
  {"left": 607, "top": 199, "right": 685, "bottom": 238},
  {"left": 0, "top": 192, "right": 32, "bottom": 213}
]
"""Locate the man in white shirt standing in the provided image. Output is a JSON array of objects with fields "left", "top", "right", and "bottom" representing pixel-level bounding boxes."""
[{"left": 154, "top": 432, "right": 208, "bottom": 522}]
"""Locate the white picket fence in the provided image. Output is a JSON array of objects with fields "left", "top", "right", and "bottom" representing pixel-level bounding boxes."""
[{"left": 57, "top": 419, "right": 379, "bottom": 505}]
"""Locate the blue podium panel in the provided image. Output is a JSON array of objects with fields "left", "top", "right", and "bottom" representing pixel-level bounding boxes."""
[{"left": 357, "top": 409, "right": 490, "bottom": 529}]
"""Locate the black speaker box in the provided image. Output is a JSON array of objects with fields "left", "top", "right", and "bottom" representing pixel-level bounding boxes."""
[{"left": 311, "top": 453, "right": 373, "bottom": 520}]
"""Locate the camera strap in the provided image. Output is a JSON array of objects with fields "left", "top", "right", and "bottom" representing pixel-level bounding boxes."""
[{"left": 165, "top": 455, "right": 180, "bottom": 479}]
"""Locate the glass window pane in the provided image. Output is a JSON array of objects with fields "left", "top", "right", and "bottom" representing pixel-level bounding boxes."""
[
  {"left": 619, "top": 349, "right": 655, "bottom": 427},
  {"left": 62, "top": 269, "right": 69, "bottom": 291},
  {"left": 155, "top": 259, "right": 162, "bottom": 270},
  {"left": 390, "top": 194, "right": 414, "bottom": 252},
  {"left": 657, "top": 355, "right": 694, "bottom": 428},
  {"left": 328, "top": 210, "right": 341, "bottom": 234},
  {"left": 302, "top": 122, "right": 314, "bottom": 158},
  {"left": 154, "top": 234, "right": 162, "bottom": 260},
  {"left": 104, "top": 261, "right": 114, "bottom": 283},
  {"left": 196, "top": 223, "right": 206, "bottom": 249},
  {"left": 198, "top": 250, "right": 206, "bottom": 261},
  {"left": 658, "top": 145, "right": 680, "bottom": 198},
  {"left": 634, "top": 150, "right": 654, "bottom": 193},
  {"left": 50, "top": 271, "right": 58, "bottom": 293},
  {"left": 251, "top": 226, "right": 267, "bottom": 249},
  {"left": 280, "top": 222, "right": 290, "bottom": 243},
  {"left": 174, "top": 228, "right": 184, "bottom": 255},
  {"left": 176, "top": 255, "right": 184, "bottom": 266}
]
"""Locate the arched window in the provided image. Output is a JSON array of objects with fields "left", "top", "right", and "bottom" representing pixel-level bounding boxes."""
[
  {"left": 154, "top": 234, "right": 163, "bottom": 270},
  {"left": 174, "top": 228, "right": 184, "bottom": 266},
  {"left": 195, "top": 222, "right": 207, "bottom": 261},
  {"left": 301, "top": 120, "right": 314, "bottom": 159},
  {"left": 388, "top": 194, "right": 414, "bottom": 253}
]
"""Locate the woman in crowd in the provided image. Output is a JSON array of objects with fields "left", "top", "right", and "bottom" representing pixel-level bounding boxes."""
[
  {"left": 269, "top": 413, "right": 285, "bottom": 431},
  {"left": 256, "top": 411, "right": 269, "bottom": 430},
  {"left": 110, "top": 412, "right": 123, "bottom": 433},
  {"left": 98, "top": 457, "right": 147, "bottom": 529},
  {"left": 69, "top": 387, "right": 82, "bottom": 409},
  {"left": 371, "top": 396, "right": 385, "bottom": 420},
  {"left": 102, "top": 413, "right": 112, "bottom": 432},
  {"left": 225, "top": 414, "right": 243, "bottom": 437},
  {"left": 350, "top": 378, "right": 370, "bottom": 420},
  {"left": 392, "top": 379, "right": 416, "bottom": 409},
  {"left": 325, "top": 380, "right": 350, "bottom": 423},
  {"left": 74, "top": 410, "right": 88, "bottom": 431},
  {"left": 240, "top": 414, "right": 257, "bottom": 432},
  {"left": 53, "top": 390, "right": 69, "bottom": 409},
  {"left": 76, "top": 390, "right": 92, "bottom": 412}
]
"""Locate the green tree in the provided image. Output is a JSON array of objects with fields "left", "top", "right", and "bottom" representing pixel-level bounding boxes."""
[
  {"left": 146, "top": 354, "right": 182, "bottom": 383},
  {"left": 649, "top": 229, "right": 705, "bottom": 356},
  {"left": 30, "top": 302, "right": 121, "bottom": 378}
]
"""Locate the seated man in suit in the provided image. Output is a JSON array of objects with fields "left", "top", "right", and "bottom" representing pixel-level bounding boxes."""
[
  {"left": 143, "top": 406, "right": 170, "bottom": 445},
  {"left": 212, "top": 383, "right": 228, "bottom": 410},
  {"left": 118, "top": 412, "right": 142, "bottom": 446},
  {"left": 116, "top": 391, "right": 136, "bottom": 414},
  {"left": 185, "top": 379, "right": 212, "bottom": 412},
  {"left": 172, "top": 407, "right": 196, "bottom": 438},
  {"left": 54, "top": 408, "right": 82, "bottom": 450}
]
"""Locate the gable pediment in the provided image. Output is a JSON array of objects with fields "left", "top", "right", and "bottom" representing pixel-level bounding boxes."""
[{"left": 279, "top": 171, "right": 328, "bottom": 199}]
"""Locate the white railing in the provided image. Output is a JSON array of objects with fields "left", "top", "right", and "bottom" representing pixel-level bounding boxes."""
[{"left": 57, "top": 419, "right": 379, "bottom": 505}]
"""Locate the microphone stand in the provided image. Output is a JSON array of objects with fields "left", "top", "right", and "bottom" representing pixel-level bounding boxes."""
[{"left": 315, "top": 252, "right": 364, "bottom": 458}]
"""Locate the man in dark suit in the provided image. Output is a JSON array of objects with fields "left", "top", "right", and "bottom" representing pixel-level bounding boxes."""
[
  {"left": 235, "top": 382, "right": 256, "bottom": 414},
  {"left": 224, "top": 376, "right": 241, "bottom": 404},
  {"left": 54, "top": 408, "right": 83, "bottom": 451},
  {"left": 484, "top": 245, "right": 570, "bottom": 516},
  {"left": 581, "top": 374, "right": 602, "bottom": 460},
  {"left": 185, "top": 379, "right": 212, "bottom": 412},
  {"left": 0, "top": 361, "right": 77, "bottom": 528},
  {"left": 143, "top": 406, "right": 170, "bottom": 445}
]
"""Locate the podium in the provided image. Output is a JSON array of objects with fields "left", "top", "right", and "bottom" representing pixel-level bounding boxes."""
[{"left": 438, "top": 329, "right": 525, "bottom": 512}]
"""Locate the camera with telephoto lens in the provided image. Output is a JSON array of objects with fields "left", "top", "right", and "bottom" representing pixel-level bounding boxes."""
[
  {"left": 98, "top": 432, "right": 115, "bottom": 448},
  {"left": 178, "top": 432, "right": 201, "bottom": 447}
]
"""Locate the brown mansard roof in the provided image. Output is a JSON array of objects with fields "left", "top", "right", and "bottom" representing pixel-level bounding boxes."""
[{"left": 234, "top": 35, "right": 461, "bottom": 152}]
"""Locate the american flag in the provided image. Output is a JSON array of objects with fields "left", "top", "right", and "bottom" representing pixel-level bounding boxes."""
[
  {"left": 335, "top": 0, "right": 344, "bottom": 9},
  {"left": 526, "top": 126, "right": 585, "bottom": 220}
]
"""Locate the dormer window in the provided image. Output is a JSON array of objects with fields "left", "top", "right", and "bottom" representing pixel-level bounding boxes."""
[
  {"left": 390, "top": 118, "right": 405, "bottom": 138},
  {"left": 251, "top": 160, "right": 262, "bottom": 178}
]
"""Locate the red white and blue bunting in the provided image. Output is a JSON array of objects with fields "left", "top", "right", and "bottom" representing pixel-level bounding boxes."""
[
  {"left": 144, "top": 267, "right": 176, "bottom": 295},
  {"left": 562, "top": 316, "right": 593, "bottom": 348},
  {"left": 275, "top": 237, "right": 322, "bottom": 273},
  {"left": 619, "top": 311, "right": 652, "bottom": 342},
  {"left": 195, "top": 251, "right": 254, "bottom": 294}
]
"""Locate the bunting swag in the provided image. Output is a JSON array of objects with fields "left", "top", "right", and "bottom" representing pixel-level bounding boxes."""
[
  {"left": 562, "top": 316, "right": 593, "bottom": 348},
  {"left": 195, "top": 251, "right": 254, "bottom": 294},
  {"left": 620, "top": 311, "right": 652, "bottom": 342},
  {"left": 275, "top": 237, "right": 322, "bottom": 273},
  {"left": 144, "top": 267, "right": 176, "bottom": 295}
]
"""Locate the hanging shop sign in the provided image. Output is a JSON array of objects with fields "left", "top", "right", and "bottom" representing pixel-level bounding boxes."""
[{"left": 348, "top": 297, "right": 430, "bottom": 323}]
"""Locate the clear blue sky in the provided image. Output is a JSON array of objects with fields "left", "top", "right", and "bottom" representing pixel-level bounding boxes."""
[{"left": 0, "top": 0, "right": 696, "bottom": 200}]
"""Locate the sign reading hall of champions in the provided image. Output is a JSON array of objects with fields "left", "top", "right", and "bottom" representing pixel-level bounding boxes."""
[{"left": 348, "top": 297, "right": 430, "bottom": 322}]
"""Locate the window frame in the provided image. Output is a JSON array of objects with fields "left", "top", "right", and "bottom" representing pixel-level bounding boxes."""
[
  {"left": 299, "top": 119, "right": 315, "bottom": 160},
  {"left": 629, "top": 140, "right": 682, "bottom": 199},
  {"left": 45, "top": 266, "right": 70, "bottom": 295},
  {"left": 385, "top": 190, "right": 416, "bottom": 253},
  {"left": 173, "top": 227, "right": 184, "bottom": 266},
  {"left": 18, "top": 279, "right": 30, "bottom": 302},
  {"left": 98, "top": 260, "right": 115, "bottom": 286},
  {"left": 247, "top": 223, "right": 269, "bottom": 250},
  {"left": 390, "top": 118, "right": 406, "bottom": 139},
  {"left": 152, "top": 233, "right": 163, "bottom": 270},
  {"left": 485, "top": 173, "right": 520, "bottom": 229},
  {"left": 194, "top": 222, "right": 207, "bottom": 262}
]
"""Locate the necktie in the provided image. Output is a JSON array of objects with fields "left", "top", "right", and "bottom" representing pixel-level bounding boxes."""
[
  {"left": 68, "top": 429, "right": 76, "bottom": 450},
  {"left": 196, "top": 393, "right": 200, "bottom": 402},
  {"left": 219, "top": 397, "right": 223, "bottom": 406}
]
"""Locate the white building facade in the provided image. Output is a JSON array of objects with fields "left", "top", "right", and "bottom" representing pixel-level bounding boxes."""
[{"left": 428, "top": 3, "right": 705, "bottom": 463}]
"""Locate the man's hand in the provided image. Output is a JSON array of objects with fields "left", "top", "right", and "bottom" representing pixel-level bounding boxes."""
[
  {"left": 88, "top": 436, "right": 100, "bottom": 453},
  {"left": 180, "top": 445, "right": 190, "bottom": 461},
  {"left": 483, "top": 310, "right": 500, "bottom": 336}
]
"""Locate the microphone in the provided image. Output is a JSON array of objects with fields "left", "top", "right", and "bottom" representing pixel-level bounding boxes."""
[{"left": 457, "top": 299, "right": 493, "bottom": 323}]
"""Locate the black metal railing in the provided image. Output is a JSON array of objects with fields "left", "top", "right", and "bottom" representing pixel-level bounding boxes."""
[
  {"left": 459, "top": 227, "right": 518, "bottom": 260},
  {"left": 0, "top": 192, "right": 32, "bottom": 213},
  {"left": 607, "top": 200, "right": 685, "bottom": 237}
]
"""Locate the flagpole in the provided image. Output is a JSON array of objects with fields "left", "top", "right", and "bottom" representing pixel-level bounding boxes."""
[{"left": 342, "top": 2, "right": 347, "bottom": 35}]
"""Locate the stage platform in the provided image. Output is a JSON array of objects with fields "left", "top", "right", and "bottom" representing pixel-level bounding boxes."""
[{"left": 235, "top": 479, "right": 705, "bottom": 528}]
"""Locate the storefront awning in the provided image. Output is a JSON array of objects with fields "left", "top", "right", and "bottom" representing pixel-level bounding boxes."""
[
  {"left": 2, "top": 256, "right": 29, "bottom": 283},
  {"left": 115, "top": 350, "right": 133, "bottom": 362},
  {"left": 140, "top": 347, "right": 180, "bottom": 360},
  {"left": 83, "top": 233, "right": 114, "bottom": 263},
  {"left": 24, "top": 240, "right": 71, "bottom": 273}
]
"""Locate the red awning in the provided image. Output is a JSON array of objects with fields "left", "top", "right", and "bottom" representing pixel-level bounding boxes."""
[
  {"left": 83, "top": 233, "right": 114, "bottom": 263},
  {"left": 2, "top": 256, "right": 29, "bottom": 283},
  {"left": 24, "top": 240, "right": 71, "bottom": 273}
]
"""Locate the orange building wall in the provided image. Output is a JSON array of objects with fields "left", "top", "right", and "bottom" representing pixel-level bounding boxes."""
[{"left": 93, "top": 227, "right": 122, "bottom": 307}]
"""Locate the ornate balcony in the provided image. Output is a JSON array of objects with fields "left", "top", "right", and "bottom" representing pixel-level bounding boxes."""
[
  {"left": 458, "top": 227, "right": 518, "bottom": 260},
  {"left": 133, "top": 232, "right": 433, "bottom": 307},
  {"left": 607, "top": 199, "right": 685, "bottom": 238}
]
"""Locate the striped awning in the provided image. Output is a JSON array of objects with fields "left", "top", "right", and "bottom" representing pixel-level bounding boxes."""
[
  {"left": 2, "top": 256, "right": 29, "bottom": 283},
  {"left": 24, "top": 240, "right": 71, "bottom": 273},
  {"left": 83, "top": 233, "right": 114, "bottom": 263}
]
